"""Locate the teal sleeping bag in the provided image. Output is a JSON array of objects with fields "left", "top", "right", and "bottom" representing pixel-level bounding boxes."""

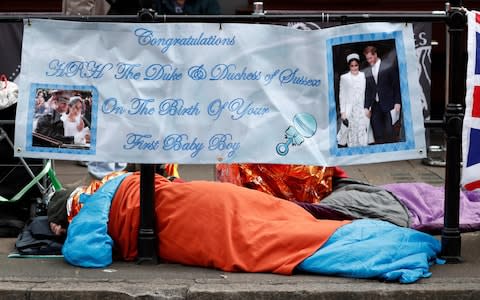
[
  {"left": 296, "top": 219, "right": 444, "bottom": 283},
  {"left": 62, "top": 173, "right": 130, "bottom": 267}
]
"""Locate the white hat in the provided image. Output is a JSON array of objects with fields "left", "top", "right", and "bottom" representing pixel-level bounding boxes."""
[
  {"left": 68, "top": 96, "right": 83, "bottom": 105},
  {"left": 346, "top": 53, "right": 360, "bottom": 63}
]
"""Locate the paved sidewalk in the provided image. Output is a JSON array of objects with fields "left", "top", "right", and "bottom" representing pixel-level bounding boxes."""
[
  {"left": 53, "top": 158, "right": 447, "bottom": 186},
  {"left": 342, "top": 159, "right": 445, "bottom": 186},
  {"left": 2, "top": 159, "right": 480, "bottom": 300}
]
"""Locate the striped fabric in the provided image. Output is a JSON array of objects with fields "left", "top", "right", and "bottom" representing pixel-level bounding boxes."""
[
  {"left": 463, "top": 11, "right": 480, "bottom": 190},
  {"left": 66, "top": 163, "right": 179, "bottom": 222}
]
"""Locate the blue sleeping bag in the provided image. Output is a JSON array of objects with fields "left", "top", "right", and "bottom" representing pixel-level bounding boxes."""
[
  {"left": 62, "top": 173, "right": 130, "bottom": 267},
  {"left": 296, "top": 219, "right": 444, "bottom": 283}
]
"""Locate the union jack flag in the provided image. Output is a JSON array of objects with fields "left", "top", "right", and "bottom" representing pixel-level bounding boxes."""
[{"left": 462, "top": 11, "right": 480, "bottom": 190}]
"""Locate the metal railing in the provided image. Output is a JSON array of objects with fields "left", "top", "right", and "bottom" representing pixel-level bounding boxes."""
[{"left": 0, "top": 1, "right": 466, "bottom": 264}]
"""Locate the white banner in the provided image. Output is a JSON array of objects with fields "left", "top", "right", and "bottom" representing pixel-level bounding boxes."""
[{"left": 15, "top": 19, "right": 426, "bottom": 165}]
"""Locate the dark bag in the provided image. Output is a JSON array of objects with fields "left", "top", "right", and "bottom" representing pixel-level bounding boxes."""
[{"left": 15, "top": 216, "right": 65, "bottom": 255}]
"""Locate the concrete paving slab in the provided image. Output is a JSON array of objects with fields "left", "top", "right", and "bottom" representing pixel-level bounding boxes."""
[
  {"left": 1, "top": 233, "right": 480, "bottom": 300},
  {"left": 341, "top": 160, "right": 445, "bottom": 186}
]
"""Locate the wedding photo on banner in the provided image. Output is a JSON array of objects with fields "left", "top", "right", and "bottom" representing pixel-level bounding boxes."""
[
  {"left": 288, "top": 21, "right": 432, "bottom": 120},
  {"left": 14, "top": 19, "right": 426, "bottom": 165}
]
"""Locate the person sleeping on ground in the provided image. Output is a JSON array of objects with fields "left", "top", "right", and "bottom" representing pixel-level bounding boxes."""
[
  {"left": 217, "top": 164, "right": 480, "bottom": 234},
  {"left": 47, "top": 171, "right": 442, "bottom": 284}
]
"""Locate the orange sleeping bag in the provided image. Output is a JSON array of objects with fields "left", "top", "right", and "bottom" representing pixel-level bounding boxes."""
[{"left": 109, "top": 173, "right": 349, "bottom": 274}]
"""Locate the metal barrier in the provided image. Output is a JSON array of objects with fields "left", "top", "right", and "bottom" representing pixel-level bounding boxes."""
[{"left": 0, "top": 0, "right": 466, "bottom": 264}]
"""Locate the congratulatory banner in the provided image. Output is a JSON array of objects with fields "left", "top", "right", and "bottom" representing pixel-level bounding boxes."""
[{"left": 15, "top": 19, "right": 426, "bottom": 165}]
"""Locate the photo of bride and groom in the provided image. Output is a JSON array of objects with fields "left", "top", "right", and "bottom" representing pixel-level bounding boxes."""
[
  {"left": 334, "top": 40, "right": 403, "bottom": 148},
  {"left": 32, "top": 88, "right": 92, "bottom": 150}
]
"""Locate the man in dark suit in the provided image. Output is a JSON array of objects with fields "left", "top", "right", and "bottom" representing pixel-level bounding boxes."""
[
  {"left": 363, "top": 46, "right": 401, "bottom": 144},
  {"left": 34, "top": 92, "right": 74, "bottom": 146}
]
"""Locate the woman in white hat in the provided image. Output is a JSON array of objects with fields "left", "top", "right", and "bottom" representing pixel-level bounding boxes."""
[
  {"left": 61, "top": 96, "right": 90, "bottom": 145},
  {"left": 337, "top": 53, "right": 372, "bottom": 147}
]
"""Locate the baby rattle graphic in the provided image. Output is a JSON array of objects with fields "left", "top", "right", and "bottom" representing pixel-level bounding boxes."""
[{"left": 276, "top": 112, "right": 317, "bottom": 156}]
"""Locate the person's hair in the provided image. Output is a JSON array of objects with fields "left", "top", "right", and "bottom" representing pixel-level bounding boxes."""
[
  {"left": 348, "top": 58, "right": 360, "bottom": 65},
  {"left": 363, "top": 46, "right": 377, "bottom": 56},
  {"left": 68, "top": 96, "right": 83, "bottom": 107},
  {"left": 57, "top": 95, "right": 70, "bottom": 104}
]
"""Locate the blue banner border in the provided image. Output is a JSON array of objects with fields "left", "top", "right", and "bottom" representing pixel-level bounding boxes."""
[
  {"left": 326, "top": 30, "right": 416, "bottom": 157},
  {"left": 26, "top": 83, "right": 98, "bottom": 155}
]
